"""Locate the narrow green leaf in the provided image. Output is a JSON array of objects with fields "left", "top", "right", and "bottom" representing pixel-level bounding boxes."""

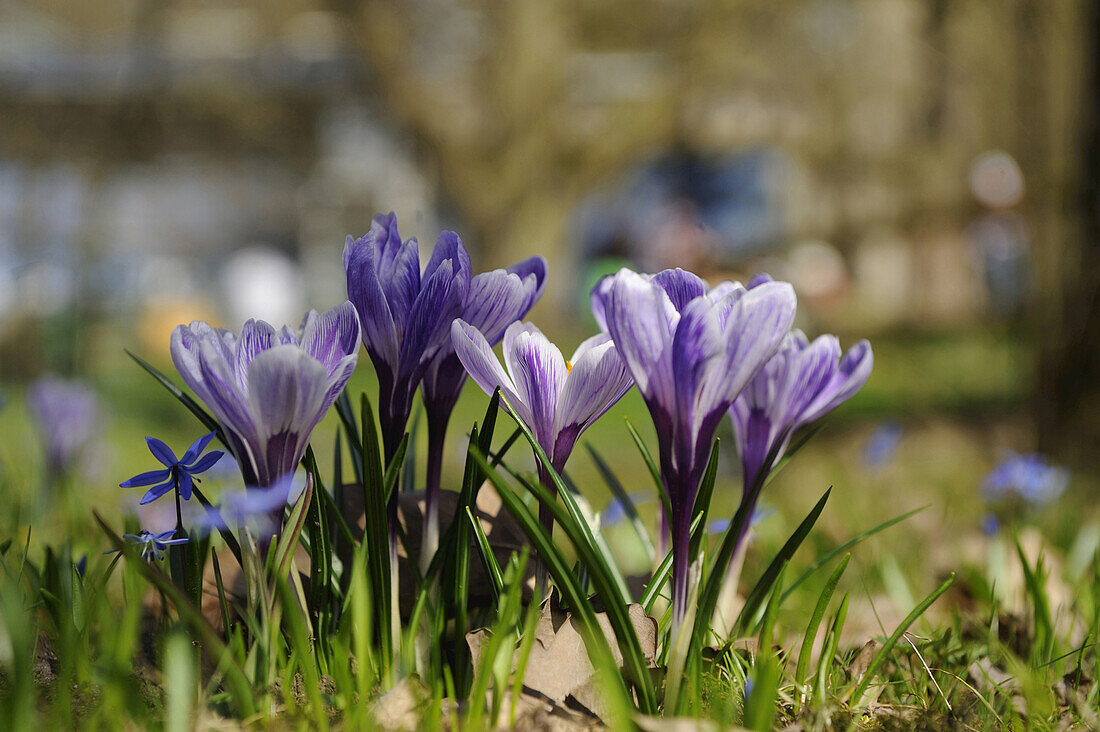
[
  {"left": 743, "top": 654, "right": 780, "bottom": 731},
  {"left": 625, "top": 418, "right": 671, "bottom": 522},
  {"left": 360, "top": 392, "right": 392, "bottom": 677},
  {"left": 795, "top": 553, "right": 851, "bottom": 691},
  {"left": 732, "top": 489, "right": 832, "bottom": 638},
  {"left": 585, "top": 444, "right": 655, "bottom": 564},
  {"left": 814, "top": 592, "right": 848, "bottom": 706},
  {"left": 466, "top": 506, "right": 504, "bottom": 606},
  {"left": 783, "top": 505, "right": 927, "bottom": 603}
]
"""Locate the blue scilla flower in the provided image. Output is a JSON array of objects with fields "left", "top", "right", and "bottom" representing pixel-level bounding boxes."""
[
  {"left": 982, "top": 450, "right": 1068, "bottom": 508},
  {"left": 106, "top": 530, "right": 189, "bottom": 561},
  {"left": 862, "top": 421, "right": 902, "bottom": 470},
  {"left": 120, "top": 432, "right": 224, "bottom": 505}
]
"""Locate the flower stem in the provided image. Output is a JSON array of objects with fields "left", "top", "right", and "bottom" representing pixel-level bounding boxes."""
[
  {"left": 535, "top": 460, "right": 557, "bottom": 599},
  {"left": 420, "top": 417, "right": 447, "bottom": 576}
]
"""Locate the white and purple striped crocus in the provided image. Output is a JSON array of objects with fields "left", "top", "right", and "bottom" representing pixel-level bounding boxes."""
[
  {"left": 344, "top": 212, "right": 472, "bottom": 460},
  {"left": 418, "top": 256, "right": 546, "bottom": 570},
  {"left": 170, "top": 302, "right": 361, "bottom": 515},
  {"left": 729, "top": 327, "right": 872, "bottom": 500},
  {"left": 451, "top": 320, "right": 634, "bottom": 534},
  {"left": 594, "top": 267, "right": 796, "bottom": 631}
]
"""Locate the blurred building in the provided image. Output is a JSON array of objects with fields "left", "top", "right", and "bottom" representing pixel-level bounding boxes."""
[{"left": 0, "top": 0, "right": 1090, "bottom": 367}]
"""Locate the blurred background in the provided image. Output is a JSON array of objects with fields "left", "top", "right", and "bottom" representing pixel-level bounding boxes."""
[{"left": 1, "top": 0, "right": 1098, "bottom": 621}]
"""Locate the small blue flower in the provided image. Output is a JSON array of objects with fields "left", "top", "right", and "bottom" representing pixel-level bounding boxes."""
[
  {"left": 862, "top": 421, "right": 903, "bottom": 470},
  {"left": 120, "top": 432, "right": 224, "bottom": 505},
  {"left": 982, "top": 451, "right": 1068, "bottom": 508},
  {"left": 707, "top": 505, "right": 775, "bottom": 536},
  {"left": 106, "top": 530, "right": 189, "bottom": 561},
  {"left": 980, "top": 513, "right": 1001, "bottom": 537}
]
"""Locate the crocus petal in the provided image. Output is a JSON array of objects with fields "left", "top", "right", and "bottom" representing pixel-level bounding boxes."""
[
  {"left": 599, "top": 269, "right": 679, "bottom": 412},
  {"left": 651, "top": 268, "right": 709, "bottom": 313},
  {"left": 422, "top": 230, "right": 472, "bottom": 287},
  {"left": 397, "top": 257, "right": 469, "bottom": 384},
  {"left": 463, "top": 268, "right": 540, "bottom": 345},
  {"left": 451, "top": 320, "right": 533, "bottom": 426},
  {"left": 146, "top": 437, "right": 178, "bottom": 467},
  {"left": 299, "top": 301, "right": 362, "bottom": 377},
  {"left": 344, "top": 232, "right": 400, "bottom": 375},
  {"left": 246, "top": 346, "right": 330, "bottom": 483},
  {"left": 552, "top": 334, "right": 633, "bottom": 462},
  {"left": 708, "top": 280, "right": 796, "bottom": 408},
  {"left": 180, "top": 431, "right": 217, "bottom": 465},
  {"left": 120, "top": 468, "right": 171, "bottom": 488},
  {"left": 507, "top": 255, "right": 548, "bottom": 306},
  {"left": 801, "top": 339, "right": 873, "bottom": 425},
  {"left": 502, "top": 323, "right": 566, "bottom": 445},
  {"left": 236, "top": 319, "right": 278, "bottom": 383},
  {"left": 186, "top": 450, "right": 224, "bottom": 474}
]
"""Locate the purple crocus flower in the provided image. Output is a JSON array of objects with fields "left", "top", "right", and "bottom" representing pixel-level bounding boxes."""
[
  {"left": 418, "top": 255, "right": 546, "bottom": 570},
  {"left": 593, "top": 267, "right": 795, "bottom": 631},
  {"left": 452, "top": 319, "right": 634, "bottom": 534},
  {"left": 344, "top": 212, "right": 472, "bottom": 460},
  {"left": 27, "top": 376, "right": 98, "bottom": 476},
  {"left": 729, "top": 327, "right": 873, "bottom": 500},
  {"left": 120, "top": 432, "right": 224, "bottom": 505},
  {"left": 170, "top": 302, "right": 360, "bottom": 505}
]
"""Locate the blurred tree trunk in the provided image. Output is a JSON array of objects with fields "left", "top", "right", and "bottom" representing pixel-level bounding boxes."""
[{"left": 1033, "top": 0, "right": 1100, "bottom": 463}]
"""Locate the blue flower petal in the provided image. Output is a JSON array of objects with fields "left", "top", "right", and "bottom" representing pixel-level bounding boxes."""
[
  {"left": 120, "top": 467, "right": 171, "bottom": 488},
  {"left": 180, "top": 431, "right": 217, "bottom": 465},
  {"left": 139, "top": 479, "right": 175, "bottom": 505},
  {"left": 145, "top": 436, "right": 178, "bottom": 467},
  {"left": 177, "top": 472, "right": 194, "bottom": 501},
  {"left": 185, "top": 450, "right": 224, "bottom": 474}
]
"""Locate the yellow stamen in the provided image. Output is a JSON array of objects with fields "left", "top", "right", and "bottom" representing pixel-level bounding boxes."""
[{"left": 566, "top": 360, "right": 573, "bottom": 373}]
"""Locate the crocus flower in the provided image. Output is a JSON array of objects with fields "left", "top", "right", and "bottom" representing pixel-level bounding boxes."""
[
  {"left": 106, "top": 530, "right": 189, "bottom": 561},
  {"left": 344, "top": 212, "right": 472, "bottom": 460},
  {"left": 170, "top": 302, "right": 360, "bottom": 504},
  {"left": 27, "top": 376, "right": 99, "bottom": 476},
  {"left": 418, "top": 256, "right": 546, "bottom": 570},
  {"left": 729, "top": 326, "right": 873, "bottom": 501},
  {"left": 120, "top": 432, "right": 224, "bottom": 505},
  {"left": 452, "top": 320, "right": 634, "bottom": 532},
  {"left": 594, "top": 267, "right": 795, "bottom": 631}
]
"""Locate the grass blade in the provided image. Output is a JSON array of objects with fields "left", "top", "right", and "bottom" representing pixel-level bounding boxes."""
[
  {"left": 585, "top": 444, "right": 655, "bottom": 564},
  {"left": 732, "top": 489, "right": 832, "bottom": 638},
  {"left": 782, "top": 505, "right": 927, "bottom": 603},
  {"left": 466, "top": 506, "right": 504, "bottom": 606},
  {"left": 795, "top": 553, "right": 851, "bottom": 693}
]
